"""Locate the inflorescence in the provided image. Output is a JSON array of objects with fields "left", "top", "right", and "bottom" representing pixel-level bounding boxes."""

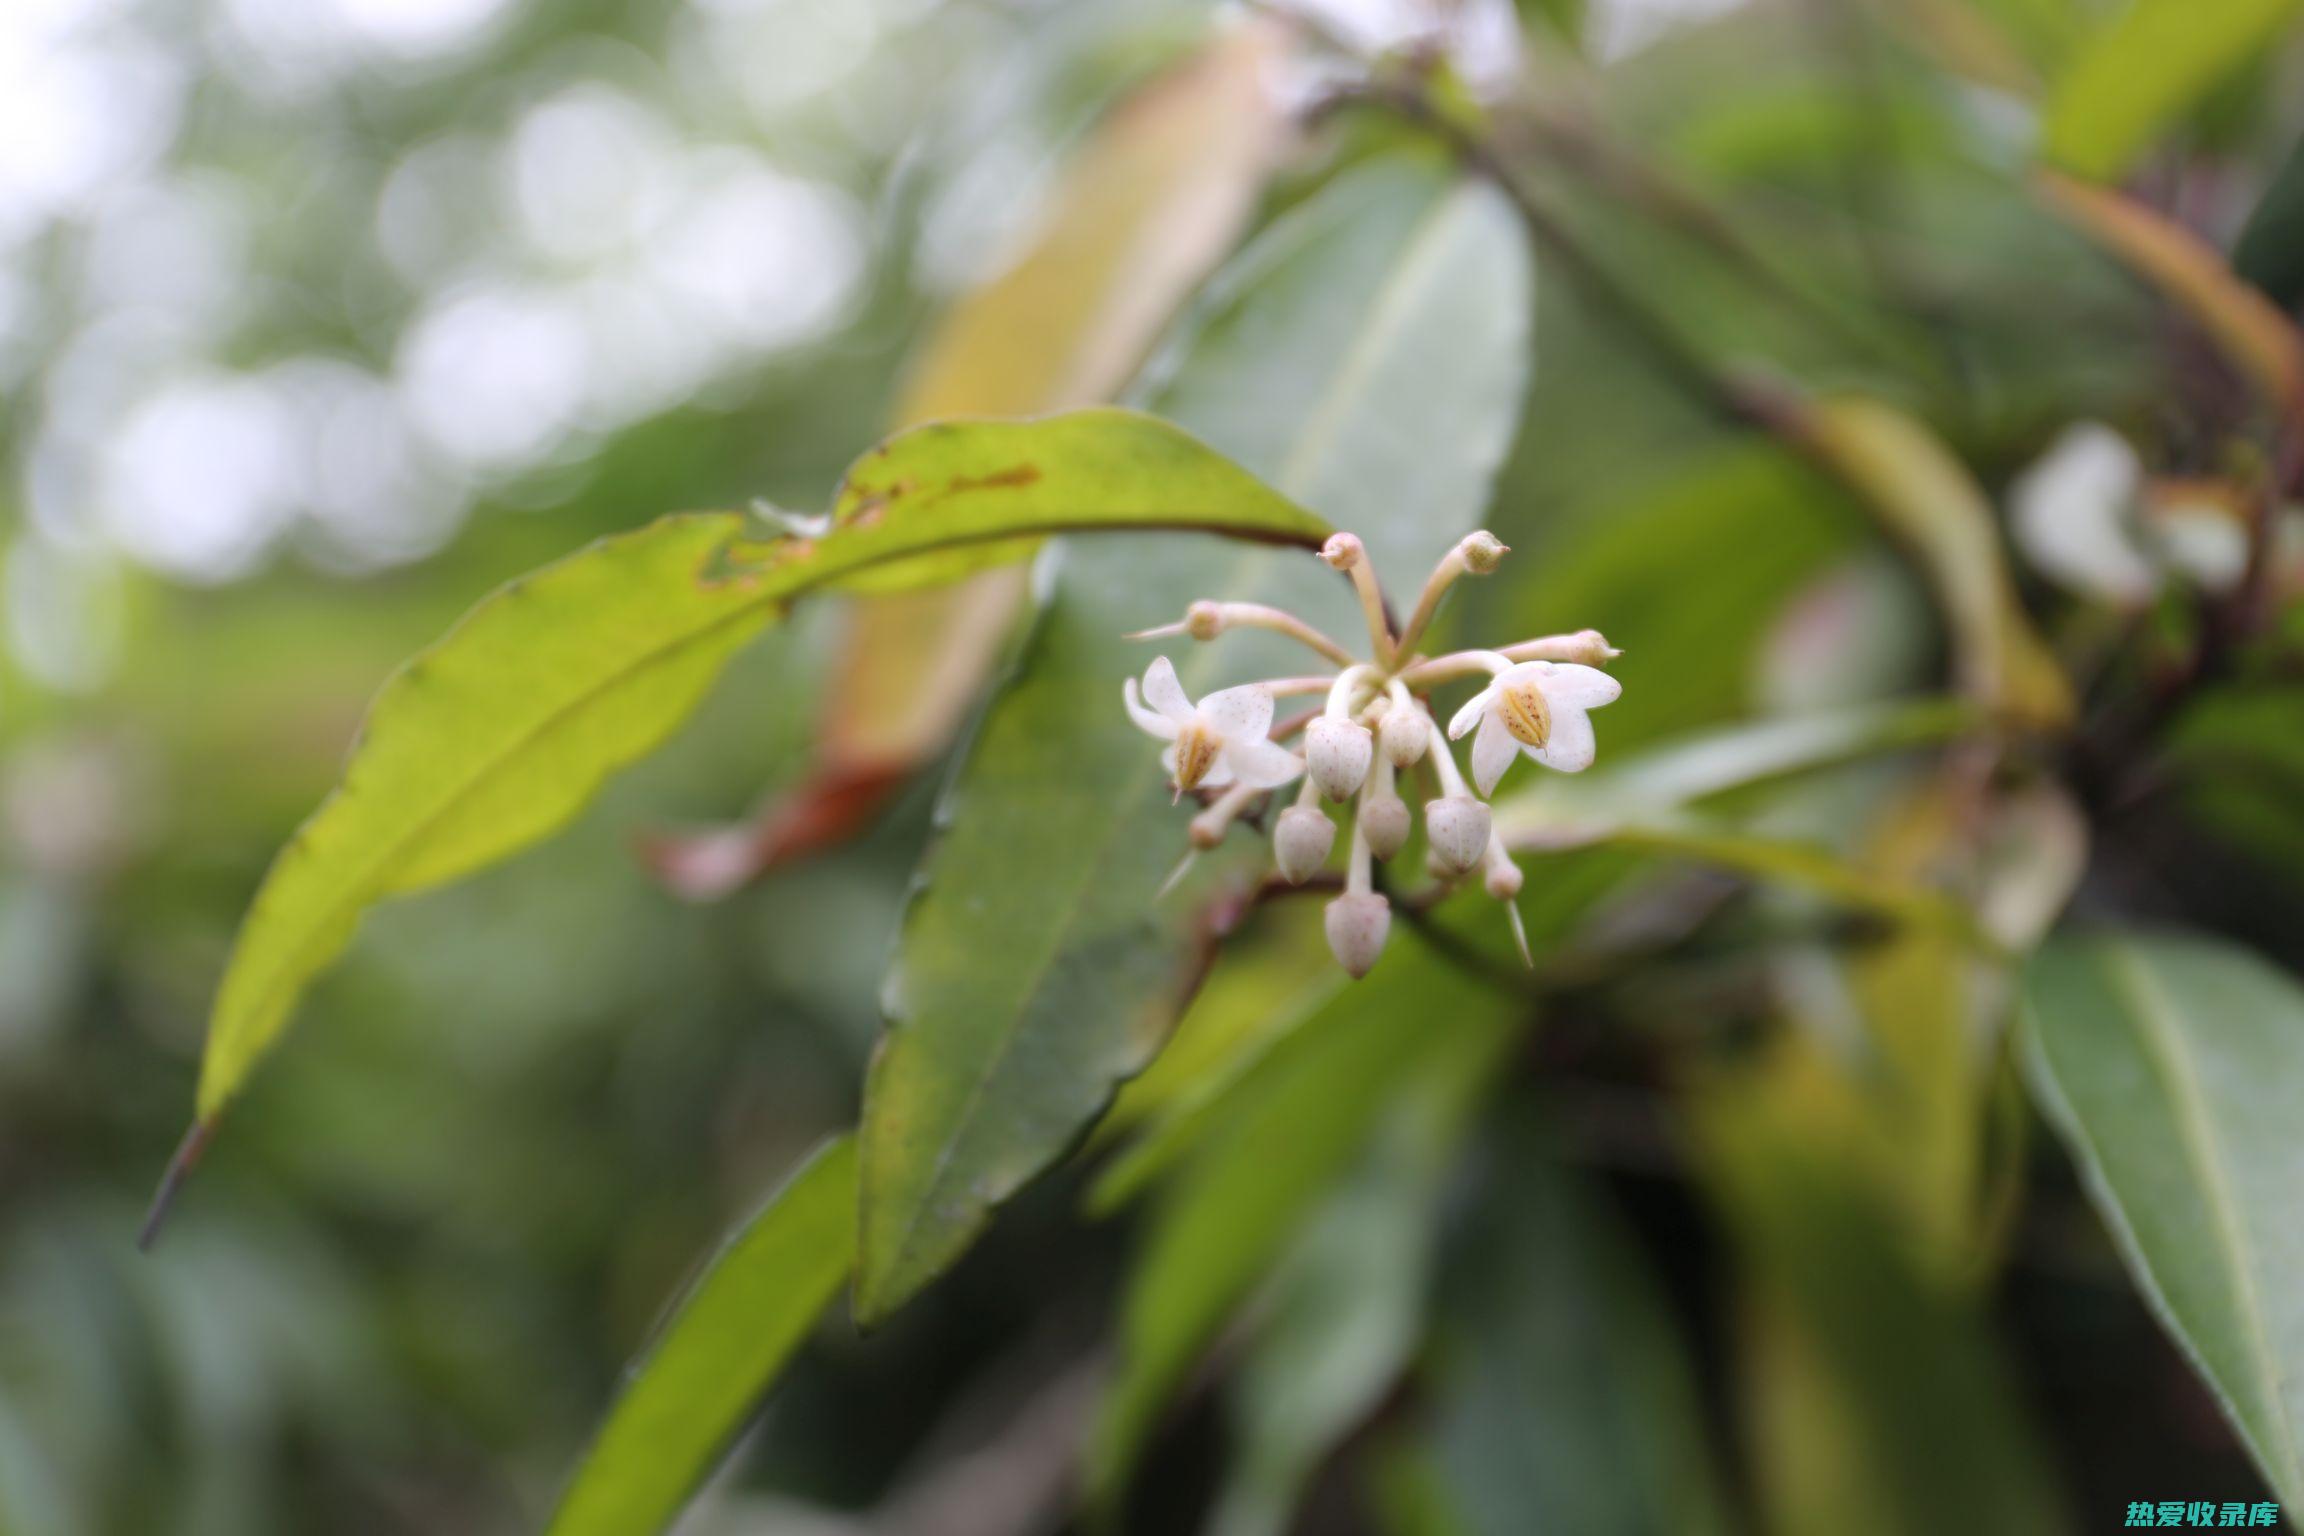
[{"left": 1123, "top": 529, "right": 1622, "bottom": 978}]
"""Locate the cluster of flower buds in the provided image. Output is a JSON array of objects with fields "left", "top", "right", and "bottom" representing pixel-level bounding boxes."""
[{"left": 1123, "top": 528, "right": 1622, "bottom": 978}]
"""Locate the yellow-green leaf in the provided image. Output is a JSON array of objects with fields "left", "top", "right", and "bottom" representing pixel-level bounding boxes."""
[
  {"left": 2042, "top": 0, "right": 2304, "bottom": 182},
  {"left": 548, "top": 1137, "right": 855, "bottom": 1536},
  {"left": 188, "top": 410, "right": 1330, "bottom": 1130}
]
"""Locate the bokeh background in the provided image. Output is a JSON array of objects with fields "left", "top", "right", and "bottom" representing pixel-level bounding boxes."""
[{"left": 4, "top": 0, "right": 2302, "bottom": 1531}]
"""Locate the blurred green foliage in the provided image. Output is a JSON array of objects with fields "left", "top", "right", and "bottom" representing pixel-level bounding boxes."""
[{"left": 11, "top": 1, "right": 2304, "bottom": 1534}]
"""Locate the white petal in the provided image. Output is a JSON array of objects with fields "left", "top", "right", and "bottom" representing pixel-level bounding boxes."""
[
  {"left": 1200, "top": 683, "right": 1273, "bottom": 744},
  {"left": 1535, "top": 662, "right": 1621, "bottom": 710},
  {"left": 1142, "top": 656, "right": 1194, "bottom": 723},
  {"left": 1124, "top": 678, "right": 1179, "bottom": 739},
  {"left": 1470, "top": 709, "right": 1516, "bottom": 796},
  {"left": 1447, "top": 687, "right": 1495, "bottom": 741},
  {"left": 1531, "top": 706, "right": 1596, "bottom": 772},
  {"left": 1223, "top": 735, "right": 1303, "bottom": 789}
]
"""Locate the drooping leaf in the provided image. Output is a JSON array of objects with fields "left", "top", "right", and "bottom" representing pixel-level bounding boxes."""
[
  {"left": 1795, "top": 397, "right": 2073, "bottom": 728},
  {"left": 547, "top": 1137, "right": 855, "bottom": 1536},
  {"left": 1088, "top": 941, "right": 1518, "bottom": 1507},
  {"left": 2041, "top": 0, "right": 2303, "bottom": 182},
  {"left": 188, "top": 410, "right": 1330, "bottom": 1128},
  {"left": 2040, "top": 170, "right": 2304, "bottom": 416},
  {"left": 2235, "top": 130, "right": 2304, "bottom": 314},
  {"left": 2023, "top": 931, "right": 2304, "bottom": 1508},
  {"left": 1415, "top": 1111, "right": 1734, "bottom": 1536},
  {"left": 857, "top": 155, "right": 1533, "bottom": 1322}
]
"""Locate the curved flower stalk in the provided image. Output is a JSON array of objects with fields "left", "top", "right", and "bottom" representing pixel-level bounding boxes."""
[{"left": 1121, "top": 530, "right": 1622, "bottom": 978}]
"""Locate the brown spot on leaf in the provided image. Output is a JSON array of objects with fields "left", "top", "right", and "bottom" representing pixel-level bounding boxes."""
[{"left": 946, "top": 463, "right": 1042, "bottom": 494}]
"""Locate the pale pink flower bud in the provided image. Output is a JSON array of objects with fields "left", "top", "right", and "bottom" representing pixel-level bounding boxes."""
[
  {"left": 1273, "top": 805, "right": 1335, "bottom": 884},
  {"left": 1424, "top": 795, "right": 1491, "bottom": 875},
  {"left": 1324, "top": 892, "right": 1391, "bottom": 978},
  {"left": 1319, "top": 531, "right": 1364, "bottom": 571},
  {"left": 1378, "top": 706, "right": 1428, "bottom": 769},
  {"left": 1360, "top": 795, "right": 1410, "bottom": 860},
  {"left": 1305, "top": 717, "right": 1373, "bottom": 802}
]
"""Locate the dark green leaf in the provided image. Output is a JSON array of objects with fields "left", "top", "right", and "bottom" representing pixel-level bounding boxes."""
[
  {"left": 547, "top": 1136, "right": 855, "bottom": 1536},
  {"left": 1088, "top": 941, "right": 1518, "bottom": 1505},
  {"left": 2236, "top": 130, "right": 2304, "bottom": 313},
  {"left": 1418, "top": 1112, "right": 1733, "bottom": 1536}
]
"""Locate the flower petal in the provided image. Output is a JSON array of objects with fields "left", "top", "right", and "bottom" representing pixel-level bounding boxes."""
[
  {"left": 1142, "top": 656, "right": 1194, "bottom": 723},
  {"left": 1447, "top": 687, "right": 1495, "bottom": 741},
  {"left": 1159, "top": 742, "right": 1235, "bottom": 788},
  {"left": 1200, "top": 683, "right": 1274, "bottom": 744},
  {"left": 1535, "top": 662, "right": 1621, "bottom": 711},
  {"left": 1124, "top": 678, "right": 1179, "bottom": 739},
  {"left": 1531, "top": 705, "right": 1596, "bottom": 772},
  {"left": 1223, "top": 735, "right": 1303, "bottom": 789},
  {"left": 1470, "top": 709, "right": 1516, "bottom": 796}
]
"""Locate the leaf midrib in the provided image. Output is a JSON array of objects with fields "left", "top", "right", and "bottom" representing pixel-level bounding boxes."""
[{"left": 2108, "top": 944, "right": 2304, "bottom": 1500}]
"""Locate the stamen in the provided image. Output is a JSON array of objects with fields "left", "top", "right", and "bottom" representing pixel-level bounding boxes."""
[{"left": 1496, "top": 677, "right": 1551, "bottom": 747}]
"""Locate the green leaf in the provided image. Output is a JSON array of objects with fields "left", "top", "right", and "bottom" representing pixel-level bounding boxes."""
[
  {"left": 1485, "top": 700, "right": 1988, "bottom": 939},
  {"left": 857, "top": 154, "right": 1533, "bottom": 1322},
  {"left": 2236, "top": 130, "right": 2304, "bottom": 314},
  {"left": 1417, "top": 1111, "right": 1734, "bottom": 1536},
  {"left": 188, "top": 410, "right": 1329, "bottom": 1126},
  {"left": 1208, "top": 1105, "right": 1456, "bottom": 1536},
  {"left": 2023, "top": 931, "right": 2304, "bottom": 1508},
  {"left": 1493, "top": 696, "right": 1976, "bottom": 823},
  {"left": 1088, "top": 941, "right": 1518, "bottom": 1506},
  {"left": 547, "top": 1136, "right": 855, "bottom": 1536},
  {"left": 2042, "top": 0, "right": 2304, "bottom": 182},
  {"left": 1695, "top": 1049, "right": 2068, "bottom": 1536}
]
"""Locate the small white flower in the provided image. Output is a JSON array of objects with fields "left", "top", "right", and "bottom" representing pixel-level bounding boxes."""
[
  {"left": 1447, "top": 660, "right": 1621, "bottom": 795},
  {"left": 1124, "top": 656, "right": 1302, "bottom": 796}
]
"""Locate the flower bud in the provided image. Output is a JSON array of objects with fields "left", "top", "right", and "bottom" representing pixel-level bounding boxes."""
[
  {"left": 1324, "top": 892, "right": 1391, "bottom": 978},
  {"left": 1565, "top": 628, "right": 1620, "bottom": 666},
  {"left": 1378, "top": 706, "right": 1428, "bottom": 768},
  {"left": 1273, "top": 805, "right": 1335, "bottom": 884},
  {"left": 1305, "top": 717, "right": 1373, "bottom": 802},
  {"left": 1484, "top": 850, "right": 1523, "bottom": 900},
  {"left": 1361, "top": 794, "right": 1410, "bottom": 860},
  {"left": 1184, "top": 600, "right": 1224, "bottom": 640},
  {"left": 1424, "top": 795, "right": 1491, "bottom": 874},
  {"left": 1319, "top": 531, "right": 1365, "bottom": 572},
  {"left": 1459, "top": 530, "right": 1509, "bottom": 573}
]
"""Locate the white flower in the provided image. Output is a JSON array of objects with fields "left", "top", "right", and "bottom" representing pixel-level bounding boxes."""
[
  {"left": 1447, "top": 660, "right": 1621, "bottom": 794},
  {"left": 1124, "top": 656, "right": 1302, "bottom": 796}
]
